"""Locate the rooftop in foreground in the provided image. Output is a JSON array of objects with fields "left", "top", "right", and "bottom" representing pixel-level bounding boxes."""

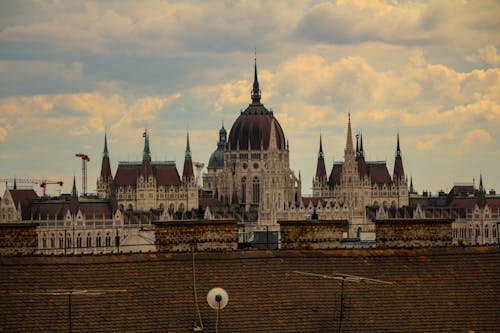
[{"left": 1, "top": 246, "right": 499, "bottom": 332}]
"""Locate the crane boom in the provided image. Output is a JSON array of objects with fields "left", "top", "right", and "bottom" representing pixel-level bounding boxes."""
[{"left": 75, "top": 153, "right": 90, "bottom": 196}]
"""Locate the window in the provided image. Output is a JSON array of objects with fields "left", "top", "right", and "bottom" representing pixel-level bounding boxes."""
[
  {"left": 96, "top": 233, "right": 102, "bottom": 247},
  {"left": 50, "top": 234, "right": 55, "bottom": 248},
  {"left": 105, "top": 232, "right": 111, "bottom": 247},
  {"left": 252, "top": 177, "right": 260, "bottom": 204},
  {"left": 485, "top": 225, "right": 489, "bottom": 238},
  {"left": 42, "top": 235, "right": 47, "bottom": 249},
  {"left": 77, "top": 234, "right": 82, "bottom": 248},
  {"left": 241, "top": 177, "right": 247, "bottom": 203},
  {"left": 493, "top": 225, "right": 497, "bottom": 238},
  {"left": 86, "top": 233, "right": 92, "bottom": 248},
  {"left": 115, "top": 233, "right": 120, "bottom": 247},
  {"left": 66, "top": 234, "right": 72, "bottom": 249},
  {"left": 59, "top": 233, "right": 64, "bottom": 248}
]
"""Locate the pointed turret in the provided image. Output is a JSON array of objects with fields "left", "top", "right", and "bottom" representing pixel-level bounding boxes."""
[
  {"left": 410, "top": 177, "right": 415, "bottom": 193},
  {"left": 393, "top": 132, "right": 405, "bottom": 182},
  {"left": 315, "top": 135, "right": 327, "bottom": 181},
  {"left": 478, "top": 173, "right": 485, "bottom": 194},
  {"left": 251, "top": 55, "right": 262, "bottom": 105},
  {"left": 71, "top": 176, "right": 78, "bottom": 199},
  {"left": 356, "top": 132, "right": 367, "bottom": 177},
  {"left": 345, "top": 114, "right": 355, "bottom": 157},
  {"left": 182, "top": 132, "right": 194, "bottom": 182},
  {"left": 141, "top": 130, "right": 153, "bottom": 178},
  {"left": 13, "top": 177, "right": 17, "bottom": 190},
  {"left": 100, "top": 133, "right": 113, "bottom": 180}
]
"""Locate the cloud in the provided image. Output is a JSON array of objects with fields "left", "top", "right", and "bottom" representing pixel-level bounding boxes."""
[
  {"left": 296, "top": 0, "right": 500, "bottom": 48},
  {"left": 456, "top": 128, "right": 493, "bottom": 156},
  {"left": 478, "top": 45, "right": 500, "bottom": 66}
]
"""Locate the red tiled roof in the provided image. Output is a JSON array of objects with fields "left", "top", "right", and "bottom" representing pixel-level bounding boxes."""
[
  {"left": 31, "top": 200, "right": 114, "bottom": 220},
  {"left": 8, "top": 189, "right": 39, "bottom": 220},
  {"left": 199, "top": 197, "right": 226, "bottom": 209},
  {"left": 367, "top": 162, "right": 392, "bottom": 185},
  {"left": 0, "top": 246, "right": 499, "bottom": 332},
  {"left": 114, "top": 165, "right": 139, "bottom": 186},
  {"left": 156, "top": 166, "right": 181, "bottom": 186}
]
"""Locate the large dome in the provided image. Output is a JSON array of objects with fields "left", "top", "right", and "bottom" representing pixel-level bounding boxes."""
[
  {"left": 227, "top": 61, "right": 286, "bottom": 151},
  {"left": 228, "top": 104, "right": 286, "bottom": 151}
]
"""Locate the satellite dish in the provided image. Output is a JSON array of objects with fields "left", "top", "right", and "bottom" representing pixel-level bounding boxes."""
[{"left": 207, "top": 287, "right": 229, "bottom": 310}]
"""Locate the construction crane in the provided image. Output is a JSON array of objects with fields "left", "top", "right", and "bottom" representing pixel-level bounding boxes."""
[
  {"left": 0, "top": 178, "right": 63, "bottom": 196},
  {"left": 75, "top": 153, "right": 90, "bottom": 196}
]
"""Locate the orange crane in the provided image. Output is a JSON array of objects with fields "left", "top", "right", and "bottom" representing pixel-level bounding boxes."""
[
  {"left": 0, "top": 178, "right": 63, "bottom": 196},
  {"left": 75, "top": 153, "right": 90, "bottom": 196}
]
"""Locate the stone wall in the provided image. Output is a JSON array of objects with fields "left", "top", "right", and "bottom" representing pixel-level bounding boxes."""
[
  {"left": 375, "top": 219, "right": 453, "bottom": 248},
  {"left": 0, "top": 222, "right": 38, "bottom": 255},
  {"left": 279, "top": 220, "right": 345, "bottom": 249},
  {"left": 153, "top": 219, "right": 238, "bottom": 252}
]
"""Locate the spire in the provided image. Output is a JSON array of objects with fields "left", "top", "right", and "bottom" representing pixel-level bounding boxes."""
[
  {"left": 143, "top": 129, "right": 151, "bottom": 162},
  {"left": 251, "top": 53, "right": 261, "bottom": 105},
  {"left": 478, "top": 173, "right": 485, "bottom": 194},
  {"left": 315, "top": 135, "right": 327, "bottom": 181},
  {"left": 103, "top": 132, "right": 109, "bottom": 158},
  {"left": 344, "top": 113, "right": 355, "bottom": 162},
  {"left": 185, "top": 131, "right": 192, "bottom": 160},
  {"left": 71, "top": 176, "right": 78, "bottom": 199},
  {"left": 409, "top": 176, "right": 415, "bottom": 193},
  {"left": 396, "top": 132, "right": 401, "bottom": 158},
  {"left": 356, "top": 133, "right": 360, "bottom": 160},
  {"left": 100, "top": 133, "right": 112, "bottom": 180},
  {"left": 393, "top": 132, "right": 405, "bottom": 182},
  {"left": 13, "top": 176, "right": 17, "bottom": 190},
  {"left": 182, "top": 131, "right": 194, "bottom": 182}
]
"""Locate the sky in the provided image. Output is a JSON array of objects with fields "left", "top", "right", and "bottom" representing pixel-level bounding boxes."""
[{"left": 0, "top": 0, "right": 499, "bottom": 197}]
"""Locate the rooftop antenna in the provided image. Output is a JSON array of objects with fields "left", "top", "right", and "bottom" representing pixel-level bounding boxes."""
[
  {"left": 13, "top": 289, "right": 126, "bottom": 333},
  {"left": 294, "top": 271, "right": 393, "bottom": 333},
  {"left": 207, "top": 287, "right": 229, "bottom": 333}
]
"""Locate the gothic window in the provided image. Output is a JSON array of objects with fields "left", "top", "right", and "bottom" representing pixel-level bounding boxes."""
[
  {"left": 485, "top": 225, "right": 489, "bottom": 238},
  {"left": 42, "top": 234, "right": 47, "bottom": 249},
  {"left": 493, "top": 225, "right": 497, "bottom": 238},
  {"left": 241, "top": 177, "right": 247, "bottom": 203},
  {"left": 66, "top": 234, "right": 72, "bottom": 249},
  {"left": 475, "top": 226, "right": 480, "bottom": 239},
  {"left": 86, "top": 233, "right": 92, "bottom": 248},
  {"left": 96, "top": 233, "right": 102, "bottom": 247},
  {"left": 178, "top": 203, "right": 185, "bottom": 213},
  {"left": 77, "top": 234, "right": 82, "bottom": 248},
  {"left": 115, "top": 233, "right": 120, "bottom": 247},
  {"left": 168, "top": 203, "right": 175, "bottom": 214},
  {"left": 356, "top": 227, "right": 361, "bottom": 239},
  {"left": 50, "top": 234, "right": 55, "bottom": 248},
  {"left": 105, "top": 232, "right": 111, "bottom": 247},
  {"left": 59, "top": 233, "right": 64, "bottom": 248},
  {"left": 252, "top": 177, "right": 260, "bottom": 204}
]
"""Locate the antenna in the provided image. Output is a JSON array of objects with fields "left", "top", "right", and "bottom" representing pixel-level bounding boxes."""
[
  {"left": 294, "top": 271, "right": 392, "bottom": 333},
  {"left": 207, "top": 287, "right": 229, "bottom": 333}
]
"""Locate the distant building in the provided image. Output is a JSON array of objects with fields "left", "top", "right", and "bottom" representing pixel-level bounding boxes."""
[
  {"left": 410, "top": 177, "right": 499, "bottom": 245},
  {"left": 97, "top": 131, "right": 199, "bottom": 216}
]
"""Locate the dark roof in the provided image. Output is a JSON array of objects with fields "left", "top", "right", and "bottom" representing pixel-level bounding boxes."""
[
  {"left": 114, "top": 162, "right": 181, "bottom": 186},
  {"left": 8, "top": 189, "right": 39, "bottom": 220},
  {"left": 1, "top": 246, "right": 499, "bottom": 332},
  {"left": 31, "top": 199, "right": 115, "bottom": 219},
  {"left": 328, "top": 163, "right": 343, "bottom": 187},
  {"left": 367, "top": 162, "right": 392, "bottom": 185},
  {"left": 228, "top": 105, "right": 286, "bottom": 151}
]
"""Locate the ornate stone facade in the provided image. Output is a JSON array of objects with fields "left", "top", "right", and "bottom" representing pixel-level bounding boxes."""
[
  {"left": 97, "top": 131, "right": 199, "bottom": 216},
  {"left": 206, "top": 61, "right": 301, "bottom": 227}
]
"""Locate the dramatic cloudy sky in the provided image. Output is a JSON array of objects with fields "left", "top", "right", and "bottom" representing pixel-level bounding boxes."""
[{"left": 0, "top": 0, "right": 499, "bottom": 196}]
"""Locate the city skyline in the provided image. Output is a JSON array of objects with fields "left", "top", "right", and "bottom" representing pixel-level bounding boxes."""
[{"left": 1, "top": 0, "right": 499, "bottom": 196}]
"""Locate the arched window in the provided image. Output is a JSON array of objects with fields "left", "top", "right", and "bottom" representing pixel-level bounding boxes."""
[
  {"left": 115, "top": 232, "right": 120, "bottom": 247},
  {"left": 86, "top": 233, "right": 92, "bottom": 248},
  {"left": 105, "top": 232, "right": 111, "bottom": 247},
  {"left": 241, "top": 177, "right": 247, "bottom": 204},
  {"left": 66, "top": 233, "right": 72, "bottom": 249},
  {"left": 77, "top": 233, "right": 82, "bottom": 248},
  {"left": 485, "top": 225, "right": 489, "bottom": 238},
  {"left": 178, "top": 203, "right": 185, "bottom": 213},
  {"left": 96, "top": 233, "right": 102, "bottom": 247},
  {"left": 42, "top": 234, "right": 47, "bottom": 249},
  {"left": 252, "top": 177, "right": 260, "bottom": 204},
  {"left": 493, "top": 225, "right": 497, "bottom": 239},
  {"left": 168, "top": 203, "right": 175, "bottom": 214},
  {"left": 475, "top": 225, "right": 480, "bottom": 238},
  {"left": 58, "top": 233, "right": 64, "bottom": 249},
  {"left": 50, "top": 234, "right": 55, "bottom": 248},
  {"left": 356, "top": 227, "right": 361, "bottom": 239}
]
